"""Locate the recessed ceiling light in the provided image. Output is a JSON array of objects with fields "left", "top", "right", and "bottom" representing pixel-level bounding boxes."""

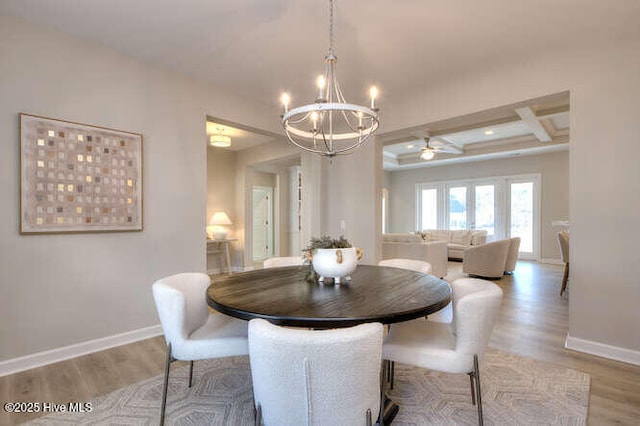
[
  {"left": 407, "top": 144, "right": 414, "bottom": 149},
  {"left": 209, "top": 134, "right": 231, "bottom": 148},
  {"left": 485, "top": 130, "right": 494, "bottom": 135}
]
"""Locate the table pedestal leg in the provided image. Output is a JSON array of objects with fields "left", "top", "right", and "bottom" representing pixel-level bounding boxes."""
[{"left": 379, "top": 360, "right": 399, "bottom": 425}]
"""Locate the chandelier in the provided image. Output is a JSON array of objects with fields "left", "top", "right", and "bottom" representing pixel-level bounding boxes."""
[{"left": 279, "top": 0, "right": 380, "bottom": 157}]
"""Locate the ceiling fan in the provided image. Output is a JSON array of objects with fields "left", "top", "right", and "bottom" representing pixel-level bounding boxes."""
[{"left": 413, "top": 132, "right": 463, "bottom": 160}]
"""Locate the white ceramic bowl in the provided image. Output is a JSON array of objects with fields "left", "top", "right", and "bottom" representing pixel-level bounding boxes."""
[{"left": 311, "top": 247, "right": 360, "bottom": 284}]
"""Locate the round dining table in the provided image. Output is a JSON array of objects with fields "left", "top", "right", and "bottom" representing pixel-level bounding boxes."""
[
  {"left": 206, "top": 264, "right": 451, "bottom": 424},
  {"left": 206, "top": 264, "right": 451, "bottom": 329}
]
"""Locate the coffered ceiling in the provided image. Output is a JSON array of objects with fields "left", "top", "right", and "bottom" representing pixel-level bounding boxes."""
[{"left": 381, "top": 92, "right": 570, "bottom": 170}]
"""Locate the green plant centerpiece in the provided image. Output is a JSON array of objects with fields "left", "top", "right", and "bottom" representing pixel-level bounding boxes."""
[{"left": 303, "top": 235, "right": 363, "bottom": 284}]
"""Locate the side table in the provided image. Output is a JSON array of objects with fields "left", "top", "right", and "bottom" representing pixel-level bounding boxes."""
[{"left": 207, "top": 238, "right": 237, "bottom": 275}]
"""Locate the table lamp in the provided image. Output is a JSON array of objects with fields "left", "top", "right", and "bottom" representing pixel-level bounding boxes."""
[{"left": 208, "top": 211, "right": 232, "bottom": 240}]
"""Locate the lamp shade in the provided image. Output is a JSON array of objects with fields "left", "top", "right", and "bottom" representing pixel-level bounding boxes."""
[{"left": 210, "top": 211, "right": 232, "bottom": 226}]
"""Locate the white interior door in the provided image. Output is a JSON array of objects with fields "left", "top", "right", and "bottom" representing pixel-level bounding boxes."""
[{"left": 252, "top": 187, "right": 273, "bottom": 261}]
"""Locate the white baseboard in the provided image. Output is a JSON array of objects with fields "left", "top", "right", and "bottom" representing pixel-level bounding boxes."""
[
  {"left": 0, "top": 325, "right": 163, "bottom": 377},
  {"left": 565, "top": 334, "right": 640, "bottom": 366},
  {"left": 539, "top": 258, "right": 564, "bottom": 265}
]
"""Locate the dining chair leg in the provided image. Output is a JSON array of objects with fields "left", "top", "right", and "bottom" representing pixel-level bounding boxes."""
[
  {"left": 188, "top": 361, "right": 194, "bottom": 388},
  {"left": 379, "top": 360, "right": 386, "bottom": 426},
  {"left": 160, "top": 343, "right": 173, "bottom": 426},
  {"left": 388, "top": 361, "right": 395, "bottom": 390},
  {"left": 468, "top": 372, "right": 476, "bottom": 405},
  {"left": 560, "top": 262, "right": 569, "bottom": 296},
  {"left": 473, "top": 354, "right": 484, "bottom": 426},
  {"left": 254, "top": 404, "right": 262, "bottom": 426}
]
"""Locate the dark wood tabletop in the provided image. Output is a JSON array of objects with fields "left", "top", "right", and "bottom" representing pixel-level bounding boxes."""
[{"left": 206, "top": 264, "right": 451, "bottom": 328}]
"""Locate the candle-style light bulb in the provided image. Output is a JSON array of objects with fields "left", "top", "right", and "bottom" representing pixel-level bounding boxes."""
[
  {"left": 369, "top": 86, "right": 378, "bottom": 110},
  {"left": 311, "top": 111, "right": 319, "bottom": 131},
  {"left": 316, "top": 75, "right": 326, "bottom": 101},
  {"left": 357, "top": 111, "right": 363, "bottom": 129},
  {"left": 281, "top": 93, "right": 290, "bottom": 114}
]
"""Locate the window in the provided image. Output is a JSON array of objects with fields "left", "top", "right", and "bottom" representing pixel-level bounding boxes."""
[
  {"left": 448, "top": 186, "right": 467, "bottom": 230},
  {"left": 420, "top": 187, "right": 438, "bottom": 229},
  {"left": 474, "top": 184, "right": 495, "bottom": 237}
]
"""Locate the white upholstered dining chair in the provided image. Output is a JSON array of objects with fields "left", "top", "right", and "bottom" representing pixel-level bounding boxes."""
[
  {"left": 378, "top": 258, "right": 451, "bottom": 323},
  {"left": 383, "top": 278, "right": 503, "bottom": 425},
  {"left": 378, "top": 258, "right": 433, "bottom": 274},
  {"left": 248, "top": 318, "right": 384, "bottom": 426},
  {"left": 263, "top": 256, "right": 305, "bottom": 268},
  {"left": 152, "top": 272, "right": 249, "bottom": 425}
]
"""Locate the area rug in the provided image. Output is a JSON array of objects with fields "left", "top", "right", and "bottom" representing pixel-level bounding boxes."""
[{"left": 27, "top": 348, "right": 589, "bottom": 425}]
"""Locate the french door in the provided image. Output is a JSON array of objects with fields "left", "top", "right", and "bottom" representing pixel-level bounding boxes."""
[
  {"left": 417, "top": 174, "right": 539, "bottom": 259},
  {"left": 446, "top": 182, "right": 497, "bottom": 239}
]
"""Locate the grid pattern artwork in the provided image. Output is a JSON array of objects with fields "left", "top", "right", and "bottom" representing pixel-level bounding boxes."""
[{"left": 20, "top": 113, "right": 143, "bottom": 234}]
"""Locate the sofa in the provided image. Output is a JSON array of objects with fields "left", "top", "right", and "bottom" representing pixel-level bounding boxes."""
[
  {"left": 418, "top": 229, "right": 488, "bottom": 260},
  {"left": 381, "top": 233, "right": 448, "bottom": 278}
]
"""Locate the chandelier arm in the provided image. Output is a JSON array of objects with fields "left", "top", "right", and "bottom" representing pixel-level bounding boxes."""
[
  {"left": 339, "top": 109, "right": 362, "bottom": 133},
  {"left": 333, "top": 74, "right": 347, "bottom": 104},
  {"left": 320, "top": 128, "right": 332, "bottom": 153},
  {"left": 328, "top": 131, "right": 375, "bottom": 155},
  {"left": 284, "top": 131, "right": 336, "bottom": 156},
  {"left": 285, "top": 111, "right": 313, "bottom": 125}
]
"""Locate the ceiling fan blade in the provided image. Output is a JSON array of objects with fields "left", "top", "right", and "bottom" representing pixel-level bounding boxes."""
[{"left": 430, "top": 139, "right": 463, "bottom": 154}]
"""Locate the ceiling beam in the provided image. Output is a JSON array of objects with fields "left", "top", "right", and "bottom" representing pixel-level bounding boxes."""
[{"left": 515, "top": 107, "right": 552, "bottom": 142}]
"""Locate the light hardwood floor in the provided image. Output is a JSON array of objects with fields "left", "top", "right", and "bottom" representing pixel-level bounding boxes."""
[{"left": 1, "top": 261, "right": 639, "bottom": 425}]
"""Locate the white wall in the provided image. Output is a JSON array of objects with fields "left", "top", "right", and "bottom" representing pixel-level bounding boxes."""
[
  {"left": 383, "top": 40, "right": 640, "bottom": 356},
  {"left": 0, "top": 14, "right": 277, "bottom": 362},
  {"left": 324, "top": 139, "right": 383, "bottom": 264},
  {"left": 388, "top": 151, "right": 569, "bottom": 260}
]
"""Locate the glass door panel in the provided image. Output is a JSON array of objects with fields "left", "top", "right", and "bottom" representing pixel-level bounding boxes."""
[
  {"left": 474, "top": 184, "right": 495, "bottom": 237},
  {"left": 420, "top": 188, "right": 438, "bottom": 230},
  {"left": 510, "top": 182, "right": 534, "bottom": 254},
  {"left": 448, "top": 186, "right": 467, "bottom": 230}
]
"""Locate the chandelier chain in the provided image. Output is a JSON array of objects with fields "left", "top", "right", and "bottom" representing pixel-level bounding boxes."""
[{"left": 329, "top": 0, "right": 335, "bottom": 55}]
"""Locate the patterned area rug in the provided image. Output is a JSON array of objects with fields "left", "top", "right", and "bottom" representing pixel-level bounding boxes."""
[{"left": 27, "top": 348, "right": 589, "bottom": 425}]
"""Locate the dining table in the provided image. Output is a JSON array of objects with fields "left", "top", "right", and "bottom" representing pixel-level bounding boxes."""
[{"left": 206, "top": 264, "right": 452, "bottom": 423}]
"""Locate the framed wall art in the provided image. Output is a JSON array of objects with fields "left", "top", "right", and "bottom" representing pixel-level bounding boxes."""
[{"left": 19, "top": 113, "right": 143, "bottom": 234}]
